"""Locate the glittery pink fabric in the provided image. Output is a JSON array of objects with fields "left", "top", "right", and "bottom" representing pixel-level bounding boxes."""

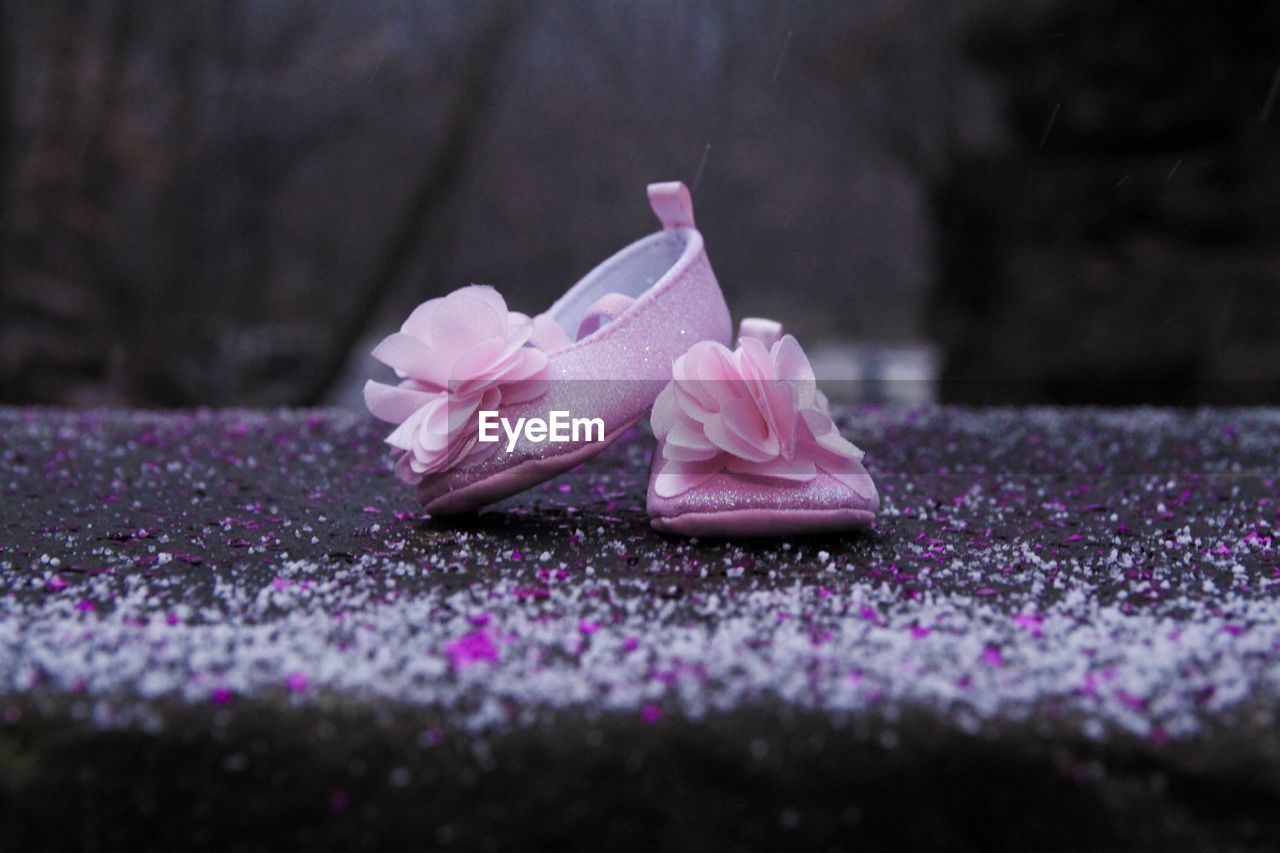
[{"left": 416, "top": 182, "right": 732, "bottom": 514}]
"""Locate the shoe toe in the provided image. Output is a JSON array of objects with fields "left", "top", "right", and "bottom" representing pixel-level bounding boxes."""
[{"left": 647, "top": 461, "right": 878, "bottom": 538}]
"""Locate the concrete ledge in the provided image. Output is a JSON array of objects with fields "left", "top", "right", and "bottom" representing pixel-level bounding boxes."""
[{"left": 2, "top": 406, "right": 1278, "bottom": 849}]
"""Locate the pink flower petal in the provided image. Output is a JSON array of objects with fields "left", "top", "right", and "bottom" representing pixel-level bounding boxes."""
[
  {"left": 816, "top": 451, "right": 877, "bottom": 497},
  {"left": 384, "top": 400, "right": 435, "bottom": 453},
  {"left": 773, "top": 334, "right": 816, "bottom": 388},
  {"left": 428, "top": 286, "right": 508, "bottom": 354},
  {"left": 727, "top": 455, "right": 817, "bottom": 482},
  {"left": 498, "top": 376, "right": 550, "bottom": 406},
  {"left": 448, "top": 338, "right": 510, "bottom": 388},
  {"left": 704, "top": 410, "right": 776, "bottom": 463},
  {"left": 400, "top": 296, "right": 442, "bottom": 341},
  {"left": 661, "top": 420, "right": 720, "bottom": 461},
  {"left": 653, "top": 455, "right": 724, "bottom": 498},
  {"left": 362, "top": 380, "right": 438, "bottom": 424},
  {"left": 371, "top": 333, "right": 441, "bottom": 384}
]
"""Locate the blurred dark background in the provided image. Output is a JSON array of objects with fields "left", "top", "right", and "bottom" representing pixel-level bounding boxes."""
[{"left": 1, "top": 0, "right": 1278, "bottom": 408}]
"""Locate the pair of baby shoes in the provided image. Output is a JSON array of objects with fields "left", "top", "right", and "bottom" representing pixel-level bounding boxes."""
[{"left": 363, "top": 182, "right": 878, "bottom": 537}]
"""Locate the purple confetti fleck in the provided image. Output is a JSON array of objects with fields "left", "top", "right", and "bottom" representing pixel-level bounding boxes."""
[
  {"left": 1116, "top": 690, "right": 1148, "bottom": 711},
  {"left": 1013, "top": 613, "right": 1044, "bottom": 636},
  {"left": 447, "top": 630, "right": 498, "bottom": 669}
]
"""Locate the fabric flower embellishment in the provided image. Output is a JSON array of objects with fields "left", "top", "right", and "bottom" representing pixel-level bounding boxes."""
[
  {"left": 363, "top": 285, "right": 549, "bottom": 483},
  {"left": 650, "top": 333, "right": 867, "bottom": 498}
]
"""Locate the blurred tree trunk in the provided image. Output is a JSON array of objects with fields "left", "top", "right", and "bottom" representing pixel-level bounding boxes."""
[
  {"left": 0, "top": 1, "right": 522, "bottom": 407},
  {"left": 298, "top": 1, "right": 524, "bottom": 405}
]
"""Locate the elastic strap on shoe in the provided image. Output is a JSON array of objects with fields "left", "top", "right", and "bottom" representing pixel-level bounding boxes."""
[
  {"left": 575, "top": 292, "right": 636, "bottom": 339},
  {"left": 530, "top": 292, "right": 639, "bottom": 350}
]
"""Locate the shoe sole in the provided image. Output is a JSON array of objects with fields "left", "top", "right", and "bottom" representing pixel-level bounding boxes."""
[{"left": 650, "top": 507, "right": 876, "bottom": 538}]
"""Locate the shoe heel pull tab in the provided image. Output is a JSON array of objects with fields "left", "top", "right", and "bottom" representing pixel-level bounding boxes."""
[
  {"left": 738, "top": 317, "right": 783, "bottom": 348},
  {"left": 647, "top": 182, "right": 696, "bottom": 230}
]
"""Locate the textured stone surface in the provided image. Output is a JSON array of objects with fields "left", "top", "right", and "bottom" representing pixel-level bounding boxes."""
[{"left": 1, "top": 406, "right": 1279, "bottom": 850}]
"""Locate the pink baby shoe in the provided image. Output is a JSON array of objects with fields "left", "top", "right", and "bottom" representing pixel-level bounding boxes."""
[
  {"left": 365, "top": 182, "right": 731, "bottom": 515},
  {"left": 647, "top": 318, "right": 879, "bottom": 536}
]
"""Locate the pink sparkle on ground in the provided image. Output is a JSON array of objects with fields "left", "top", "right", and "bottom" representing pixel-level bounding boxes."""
[
  {"left": 46, "top": 576, "right": 68, "bottom": 591},
  {"left": 1013, "top": 613, "right": 1044, "bottom": 636},
  {"left": 211, "top": 687, "right": 233, "bottom": 705},
  {"left": 981, "top": 647, "right": 1005, "bottom": 667},
  {"left": 579, "top": 620, "right": 600, "bottom": 635},
  {"left": 1081, "top": 672, "right": 1100, "bottom": 698},
  {"left": 285, "top": 671, "right": 309, "bottom": 692},
  {"left": 622, "top": 636, "right": 639, "bottom": 652},
  {"left": 641, "top": 703, "right": 663, "bottom": 723},
  {"left": 447, "top": 630, "right": 498, "bottom": 668},
  {"left": 1116, "top": 690, "right": 1148, "bottom": 711},
  {"left": 75, "top": 599, "right": 95, "bottom": 612}
]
